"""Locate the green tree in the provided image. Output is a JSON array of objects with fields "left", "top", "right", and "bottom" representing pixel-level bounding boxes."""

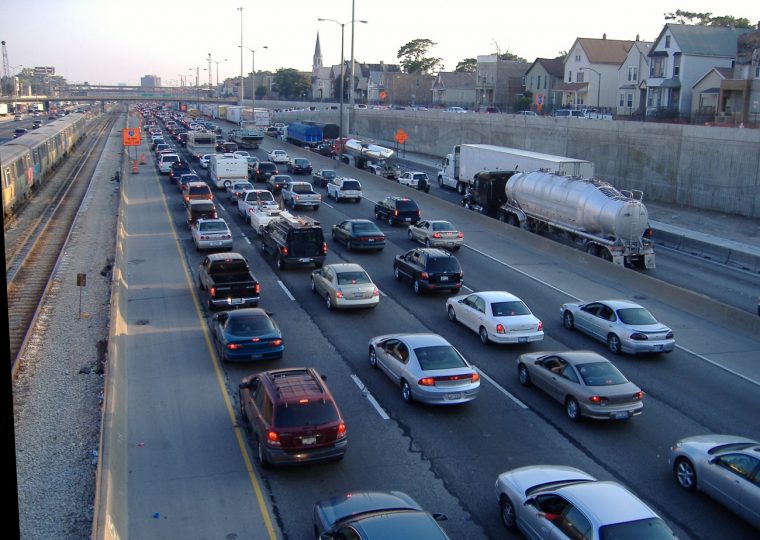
[
  {"left": 397, "top": 39, "right": 443, "bottom": 74},
  {"left": 498, "top": 52, "right": 527, "bottom": 63},
  {"left": 272, "top": 68, "right": 310, "bottom": 100},
  {"left": 663, "top": 10, "right": 752, "bottom": 28},
  {"left": 455, "top": 58, "right": 477, "bottom": 72}
]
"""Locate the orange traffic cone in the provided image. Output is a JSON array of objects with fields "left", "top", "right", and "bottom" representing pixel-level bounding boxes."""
[
  {"left": 140, "top": 154, "right": 146, "bottom": 164},
  {"left": 131, "top": 160, "right": 138, "bottom": 174}
]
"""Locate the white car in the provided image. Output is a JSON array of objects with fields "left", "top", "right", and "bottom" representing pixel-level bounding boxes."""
[
  {"left": 233, "top": 151, "right": 251, "bottom": 159},
  {"left": 326, "top": 177, "right": 362, "bottom": 202},
  {"left": 447, "top": 291, "right": 544, "bottom": 345},
  {"left": 268, "top": 149, "right": 290, "bottom": 163},
  {"left": 398, "top": 171, "right": 430, "bottom": 191},
  {"left": 445, "top": 107, "right": 467, "bottom": 113},
  {"left": 199, "top": 154, "right": 212, "bottom": 169},
  {"left": 516, "top": 110, "right": 538, "bottom": 116},
  {"left": 191, "top": 218, "right": 233, "bottom": 251}
]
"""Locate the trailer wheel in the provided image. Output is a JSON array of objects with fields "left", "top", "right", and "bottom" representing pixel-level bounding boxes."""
[
  {"left": 586, "top": 243, "right": 598, "bottom": 257},
  {"left": 600, "top": 248, "right": 613, "bottom": 262},
  {"left": 457, "top": 182, "right": 466, "bottom": 195},
  {"left": 507, "top": 214, "right": 519, "bottom": 227}
]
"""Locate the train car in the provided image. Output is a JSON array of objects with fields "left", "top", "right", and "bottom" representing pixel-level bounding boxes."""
[{"left": 1, "top": 113, "right": 89, "bottom": 217}]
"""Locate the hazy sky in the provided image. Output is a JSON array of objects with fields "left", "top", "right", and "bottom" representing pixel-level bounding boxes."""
[{"left": 2, "top": 0, "right": 757, "bottom": 86}]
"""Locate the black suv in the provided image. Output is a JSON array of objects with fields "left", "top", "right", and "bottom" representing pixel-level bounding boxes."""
[
  {"left": 261, "top": 214, "right": 327, "bottom": 270},
  {"left": 169, "top": 160, "right": 191, "bottom": 183},
  {"left": 393, "top": 248, "right": 463, "bottom": 294},
  {"left": 374, "top": 196, "right": 421, "bottom": 226},
  {"left": 252, "top": 161, "right": 278, "bottom": 182},
  {"left": 238, "top": 367, "right": 347, "bottom": 467}
]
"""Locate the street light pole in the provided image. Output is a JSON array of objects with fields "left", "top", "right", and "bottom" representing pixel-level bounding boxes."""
[
  {"left": 243, "top": 46, "right": 268, "bottom": 119},
  {"left": 582, "top": 66, "right": 602, "bottom": 108},
  {"left": 237, "top": 6, "right": 244, "bottom": 110}
]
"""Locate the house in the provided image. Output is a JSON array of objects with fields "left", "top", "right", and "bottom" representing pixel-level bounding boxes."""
[
  {"left": 375, "top": 72, "right": 433, "bottom": 106},
  {"left": 475, "top": 55, "right": 529, "bottom": 111},
  {"left": 691, "top": 67, "right": 733, "bottom": 121},
  {"left": 616, "top": 39, "right": 652, "bottom": 116},
  {"left": 523, "top": 58, "right": 565, "bottom": 114},
  {"left": 646, "top": 23, "right": 752, "bottom": 118},
  {"left": 353, "top": 62, "right": 401, "bottom": 104},
  {"left": 559, "top": 36, "right": 634, "bottom": 110},
  {"left": 717, "top": 23, "right": 760, "bottom": 126},
  {"left": 431, "top": 72, "right": 476, "bottom": 109}
]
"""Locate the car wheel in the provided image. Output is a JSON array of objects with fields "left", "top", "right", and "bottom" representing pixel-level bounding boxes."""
[
  {"left": 369, "top": 347, "right": 378, "bottom": 368},
  {"left": 310, "top": 278, "right": 317, "bottom": 292},
  {"left": 325, "top": 295, "right": 333, "bottom": 310},
  {"left": 346, "top": 240, "right": 353, "bottom": 251},
  {"left": 388, "top": 216, "right": 394, "bottom": 226},
  {"left": 375, "top": 211, "right": 381, "bottom": 220},
  {"left": 224, "top": 180, "right": 231, "bottom": 189},
  {"left": 393, "top": 266, "right": 401, "bottom": 280},
  {"left": 607, "top": 334, "right": 622, "bottom": 354},
  {"left": 447, "top": 305, "right": 457, "bottom": 322},
  {"left": 425, "top": 239, "right": 432, "bottom": 248},
  {"left": 565, "top": 397, "right": 581, "bottom": 422},
  {"left": 518, "top": 364, "right": 531, "bottom": 386},
  {"left": 563, "top": 311, "right": 574, "bottom": 329},
  {"left": 400, "top": 380, "right": 413, "bottom": 403},
  {"left": 407, "top": 229, "right": 414, "bottom": 240},
  {"left": 500, "top": 496, "right": 517, "bottom": 531},
  {"left": 675, "top": 458, "right": 697, "bottom": 492},
  {"left": 413, "top": 279, "right": 422, "bottom": 294},
  {"left": 479, "top": 326, "right": 490, "bottom": 345},
  {"left": 277, "top": 254, "right": 285, "bottom": 270},
  {"left": 256, "top": 438, "right": 271, "bottom": 469}
]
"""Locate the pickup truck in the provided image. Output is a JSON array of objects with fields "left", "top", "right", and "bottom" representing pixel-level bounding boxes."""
[
  {"left": 281, "top": 181, "right": 321, "bottom": 210},
  {"left": 197, "top": 252, "right": 260, "bottom": 311},
  {"left": 237, "top": 189, "right": 279, "bottom": 224},
  {"left": 367, "top": 160, "right": 401, "bottom": 180}
]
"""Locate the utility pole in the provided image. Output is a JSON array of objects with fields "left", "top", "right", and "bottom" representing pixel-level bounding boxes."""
[
  {"left": 348, "top": 0, "right": 356, "bottom": 134},
  {"left": 237, "top": 6, "right": 244, "bottom": 109}
]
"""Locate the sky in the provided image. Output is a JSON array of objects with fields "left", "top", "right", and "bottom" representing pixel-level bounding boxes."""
[{"left": 2, "top": 0, "right": 757, "bottom": 86}]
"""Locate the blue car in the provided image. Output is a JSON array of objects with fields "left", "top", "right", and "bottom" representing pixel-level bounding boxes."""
[{"left": 210, "top": 308, "right": 284, "bottom": 361}]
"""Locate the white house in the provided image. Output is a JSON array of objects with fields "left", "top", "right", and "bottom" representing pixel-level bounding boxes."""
[{"left": 616, "top": 39, "right": 651, "bottom": 116}]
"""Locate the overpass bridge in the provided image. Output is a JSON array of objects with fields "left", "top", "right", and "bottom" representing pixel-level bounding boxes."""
[{"left": 0, "top": 85, "right": 241, "bottom": 107}]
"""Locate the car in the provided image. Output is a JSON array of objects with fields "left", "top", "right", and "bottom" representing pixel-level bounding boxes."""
[
  {"left": 311, "top": 263, "right": 379, "bottom": 310},
  {"left": 238, "top": 367, "right": 347, "bottom": 466},
  {"left": 32, "top": 120, "right": 43, "bottom": 129},
  {"left": 154, "top": 143, "right": 171, "bottom": 158},
  {"left": 477, "top": 106, "right": 501, "bottom": 113},
  {"left": 287, "top": 157, "right": 313, "bottom": 175},
  {"left": 407, "top": 220, "right": 463, "bottom": 250},
  {"left": 516, "top": 350, "right": 645, "bottom": 421},
  {"left": 312, "top": 169, "right": 337, "bottom": 188},
  {"left": 561, "top": 299, "right": 675, "bottom": 354},
  {"left": 495, "top": 465, "right": 677, "bottom": 539},
  {"left": 169, "top": 159, "right": 191, "bottom": 183},
  {"left": 398, "top": 171, "right": 430, "bottom": 192},
  {"left": 14, "top": 114, "right": 22, "bottom": 121},
  {"left": 233, "top": 150, "right": 251, "bottom": 160},
  {"left": 516, "top": 110, "right": 538, "bottom": 116},
  {"left": 178, "top": 173, "right": 201, "bottom": 193},
  {"left": 313, "top": 491, "right": 451, "bottom": 540},
  {"left": 210, "top": 308, "right": 283, "bottom": 361},
  {"left": 182, "top": 181, "right": 213, "bottom": 206},
  {"left": 326, "top": 177, "right": 362, "bottom": 202},
  {"left": 447, "top": 291, "right": 544, "bottom": 345},
  {"left": 199, "top": 154, "right": 213, "bottom": 169},
  {"left": 669, "top": 434, "right": 760, "bottom": 529},
  {"left": 251, "top": 161, "right": 278, "bottom": 182},
  {"left": 244, "top": 156, "right": 259, "bottom": 172},
  {"left": 331, "top": 219, "right": 385, "bottom": 251},
  {"left": 265, "top": 174, "right": 291, "bottom": 194},
  {"left": 157, "top": 153, "right": 180, "bottom": 174},
  {"left": 226, "top": 180, "right": 254, "bottom": 201},
  {"left": 265, "top": 126, "right": 279, "bottom": 137},
  {"left": 13, "top": 128, "right": 28, "bottom": 138},
  {"left": 186, "top": 199, "right": 217, "bottom": 227},
  {"left": 268, "top": 149, "right": 290, "bottom": 163},
  {"left": 374, "top": 196, "right": 420, "bottom": 226},
  {"left": 394, "top": 248, "right": 463, "bottom": 294},
  {"left": 261, "top": 213, "right": 326, "bottom": 270},
  {"left": 444, "top": 107, "right": 467, "bottom": 113},
  {"left": 191, "top": 218, "right": 233, "bottom": 251},
  {"left": 367, "top": 333, "right": 480, "bottom": 404},
  {"left": 315, "top": 143, "right": 335, "bottom": 157}
]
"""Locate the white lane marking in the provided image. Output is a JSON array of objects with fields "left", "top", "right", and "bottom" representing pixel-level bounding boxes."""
[
  {"left": 242, "top": 233, "right": 251, "bottom": 245},
  {"left": 322, "top": 201, "right": 334, "bottom": 209},
  {"left": 476, "top": 367, "right": 528, "bottom": 409},
  {"left": 464, "top": 245, "right": 760, "bottom": 389},
  {"left": 216, "top": 202, "right": 226, "bottom": 212},
  {"left": 461, "top": 283, "right": 473, "bottom": 292},
  {"left": 350, "top": 374, "right": 390, "bottom": 420},
  {"left": 378, "top": 289, "right": 387, "bottom": 297},
  {"left": 277, "top": 280, "right": 295, "bottom": 301}
]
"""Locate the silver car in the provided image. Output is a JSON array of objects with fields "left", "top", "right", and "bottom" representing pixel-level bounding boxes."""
[
  {"left": 368, "top": 333, "right": 480, "bottom": 405},
  {"left": 516, "top": 350, "right": 644, "bottom": 421},
  {"left": 669, "top": 434, "right": 760, "bottom": 529},
  {"left": 561, "top": 299, "right": 675, "bottom": 354},
  {"left": 495, "top": 465, "right": 677, "bottom": 539},
  {"left": 191, "top": 218, "right": 233, "bottom": 251},
  {"left": 408, "top": 220, "right": 464, "bottom": 250},
  {"left": 311, "top": 263, "right": 379, "bottom": 310}
]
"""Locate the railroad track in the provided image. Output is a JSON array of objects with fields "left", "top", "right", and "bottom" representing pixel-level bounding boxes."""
[{"left": 7, "top": 114, "right": 117, "bottom": 371}]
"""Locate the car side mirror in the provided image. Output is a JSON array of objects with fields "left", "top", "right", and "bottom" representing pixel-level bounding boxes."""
[
  {"left": 238, "top": 381, "right": 250, "bottom": 390},
  {"left": 432, "top": 513, "right": 448, "bottom": 522},
  {"left": 320, "top": 374, "right": 328, "bottom": 381}
]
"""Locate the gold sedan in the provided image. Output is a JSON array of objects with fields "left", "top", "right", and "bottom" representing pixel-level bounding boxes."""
[{"left": 311, "top": 263, "right": 380, "bottom": 310}]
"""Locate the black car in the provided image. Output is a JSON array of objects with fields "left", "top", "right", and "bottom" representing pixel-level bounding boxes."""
[
  {"left": 331, "top": 219, "right": 386, "bottom": 251},
  {"left": 374, "top": 196, "right": 421, "bottom": 226},
  {"left": 32, "top": 120, "right": 43, "bottom": 129},
  {"left": 287, "top": 158, "right": 313, "bottom": 175},
  {"left": 393, "top": 248, "right": 463, "bottom": 294},
  {"left": 261, "top": 214, "right": 326, "bottom": 270},
  {"left": 252, "top": 161, "right": 278, "bottom": 182},
  {"left": 315, "top": 143, "right": 335, "bottom": 157},
  {"left": 169, "top": 160, "right": 191, "bottom": 183},
  {"left": 13, "top": 128, "right": 28, "bottom": 138},
  {"left": 265, "top": 175, "right": 291, "bottom": 194},
  {"left": 312, "top": 169, "right": 337, "bottom": 188}
]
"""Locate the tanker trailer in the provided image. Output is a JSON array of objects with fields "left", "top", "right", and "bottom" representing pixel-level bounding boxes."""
[
  {"left": 499, "top": 171, "right": 655, "bottom": 269},
  {"left": 342, "top": 138, "right": 400, "bottom": 178}
]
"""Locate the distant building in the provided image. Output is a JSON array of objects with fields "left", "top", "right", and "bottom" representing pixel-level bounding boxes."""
[
  {"left": 140, "top": 75, "right": 161, "bottom": 88},
  {"left": 692, "top": 67, "right": 732, "bottom": 121},
  {"left": 523, "top": 58, "right": 565, "bottom": 113},
  {"left": 616, "top": 39, "right": 652, "bottom": 116},
  {"left": 475, "top": 55, "right": 529, "bottom": 112},
  {"left": 717, "top": 22, "right": 760, "bottom": 126},
  {"left": 431, "top": 72, "right": 476, "bottom": 108}
]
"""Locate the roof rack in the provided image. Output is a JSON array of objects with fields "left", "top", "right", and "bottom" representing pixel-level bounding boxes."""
[
  {"left": 279, "top": 214, "right": 321, "bottom": 228},
  {"left": 270, "top": 369, "right": 326, "bottom": 403}
]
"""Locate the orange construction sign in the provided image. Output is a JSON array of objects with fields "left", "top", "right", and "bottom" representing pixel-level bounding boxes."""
[
  {"left": 122, "top": 128, "right": 141, "bottom": 146},
  {"left": 394, "top": 129, "right": 408, "bottom": 145}
]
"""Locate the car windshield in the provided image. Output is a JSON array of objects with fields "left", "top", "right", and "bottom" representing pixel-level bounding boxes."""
[
  {"left": 617, "top": 307, "right": 658, "bottom": 325},
  {"left": 431, "top": 222, "right": 455, "bottom": 232},
  {"left": 352, "top": 222, "right": 380, "bottom": 234},
  {"left": 336, "top": 271, "right": 370, "bottom": 285},
  {"left": 199, "top": 222, "right": 228, "bottom": 232},
  {"left": 428, "top": 257, "right": 461, "bottom": 273},
  {"left": 491, "top": 301, "right": 531, "bottom": 317},
  {"left": 413, "top": 345, "right": 467, "bottom": 371},
  {"left": 577, "top": 361, "right": 628, "bottom": 386},
  {"left": 342, "top": 181, "right": 361, "bottom": 190},
  {"left": 274, "top": 402, "right": 339, "bottom": 427},
  {"left": 225, "top": 314, "right": 274, "bottom": 336},
  {"left": 599, "top": 518, "right": 675, "bottom": 540}
]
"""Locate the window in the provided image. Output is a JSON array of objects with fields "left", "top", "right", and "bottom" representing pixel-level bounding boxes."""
[
  {"left": 665, "top": 35, "right": 671, "bottom": 48},
  {"left": 627, "top": 93, "right": 633, "bottom": 108},
  {"left": 716, "top": 454, "right": 760, "bottom": 482},
  {"left": 557, "top": 505, "right": 593, "bottom": 540},
  {"left": 755, "top": 65, "right": 760, "bottom": 78},
  {"left": 575, "top": 54, "right": 581, "bottom": 62},
  {"left": 620, "top": 94, "right": 625, "bottom": 107},
  {"left": 576, "top": 71, "right": 584, "bottom": 83},
  {"left": 628, "top": 66, "right": 637, "bottom": 81},
  {"left": 650, "top": 57, "right": 666, "bottom": 78},
  {"left": 673, "top": 53, "right": 681, "bottom": 77},
  {"left": 544, "top": 76, "right": 548, "bottom": 89},
  {"left": 537, "top": 75, "right": 541, "bottom": 89}
]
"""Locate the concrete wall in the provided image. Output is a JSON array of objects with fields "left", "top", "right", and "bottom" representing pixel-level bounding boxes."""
[{"left": 269, "top": 105, "right": 760, "bottom": 218}]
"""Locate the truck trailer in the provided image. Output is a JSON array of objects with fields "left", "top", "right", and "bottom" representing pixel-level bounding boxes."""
[
  {"left": 438, "top": 144, "right": 594, "bottom": 194},
  {"left": 209, "top": 154, "right": 249, "bottom": 190},
  {"left": 286, "top": 122, "right": 323, "bottom": 147},
  {"left": 186, "top": 131, "right": 217, "bottom": 160}
]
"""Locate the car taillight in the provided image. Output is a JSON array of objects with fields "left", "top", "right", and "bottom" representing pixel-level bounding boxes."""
[
  {"left": 281, "top": 246, "right": 288, "bottom": 255},
  {"left": 633, "top": 391, "right": 644, "bottom": 400},
  {"left": 630, "top": 332, "right": 648, "bottom": 340},
  {"left": 372, "top": 287, "right": 379, "bottom": 297},
  {"left": 210, "top": 287, "right": 216, "bottom": 297},
  {"left": 432, "top": 232, "right": 442, "bottom": 238},
  {"left": 418, "top": 377, "right": 436, "bottom": 386},
  {"left": 457, "top": 232, "right": 464, "bottom": 238},
  {"left": 226, "top": 343, "right": 242, "bottom": 350},
  {"left": 337, "top": 422, "right": 347, "bottom": 439},
  {"left": 267, "top": 431, "right": 280, "bottom": 446},
  {"left": 322, "top": 242, "right": 327, "bottom": 254},
  {"left": 269, "top": 339, "right": 283, "bottom": 347},
  {"left": 496, "top": 324, "right": 505, "bottom": 334},
  {"left": 589, "top": 395, "right": 607, "bottom": 405},
  {"left": 538, "top": 321, "right": 544, "bottom": 331},
  {"left": 420, "top": 272, "right": 429, "bottom": 279},
  {"left": 317, "top": 194, "right": 322, "bottom": 200},
  {"left": 666, "top": 331, "right": 674, "bottom": 339},
  {"left": 335, "top": 290, "right": 344, "bottom": 299},
  {"left": 394, "top": 209, "right": 399, "bottom": 217},
  {"left": 471, "top": 372, "right": 480, "bottom": 383},
  {"left": 255, "top": 283, "right": 260, "bottom": 294}
]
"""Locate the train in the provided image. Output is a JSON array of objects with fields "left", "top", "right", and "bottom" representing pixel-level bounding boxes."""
[{"left": 1, "top": 112, "right": 90, "bottom": 218}]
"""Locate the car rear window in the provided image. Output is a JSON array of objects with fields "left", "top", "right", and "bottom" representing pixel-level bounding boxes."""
[
  {"left": 210, "top": 260, "right": 248, "bottom": 274},
  {"left": 427, "top": 257, "right": 461, "bottom": 273},
  {"left": 337, "top": 271, "right": 370, "bottom": 285},
  {"left": 396, "top": 200, "right": 419, "bottom": 211},
  {"left": 292, "top": 184, "right": 312, "bottom": 193},
  {"left": 295, "top": 159, "right": 308, "bottom": 165},
  {"left": 576, "top": 362, "right": 628, "bottom": 386},
  {"left": 599, "top": 518, "right": 675, "bottom": 540},
  {"left": 199, "top": 221, "right": 228, "bottom": 232},
  {"left": 226, "top": 314, "right": 274, "bottom": 336},
  {"left": 431, "top": 222, "right": 455, "bottom": 232},
  {"left": 352, "top": 222, "right": 380, "bottom": 234},
  {"left": 162, "top": 155, "right": 179, "bottom": 163},
  {"left": 322, "top": 171, "right": 336, "bottom": 178},
  {"left": 491, "top": 301, "right": 531, "bottom": 317},
  {"left": 189, "top": 185, "right": 211, "bottom": 195},
  {"left": 616, "top": 308, "right": 658, "bottom": 325},
  {"left": 342, "top": 181, "right": 361, "bottom": 190},
  {"left": 413, "top": 345, "right": 467, "bottom": 371},
  {"left": 192, "top": 202, "right": 215, "bottom": 212},
  {"left": 290, "top": 229, "right": 324, "bottom": 245},
  {"left": 274, "top": 401, "right": 339, "bottom": 428}
]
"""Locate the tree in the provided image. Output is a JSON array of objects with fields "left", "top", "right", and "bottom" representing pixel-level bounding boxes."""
[
  {"left": 397, "top": 39, "right": 443, "bottom": 74},
  {"left": 455, "top": 58, "right": 477, "bottom": 72},
  {"left": 498, "top": 52, "right": 527, "bottom": 63},
  {"left": 272, "top": 68, "right": 310, "bottom": 100},
  {"left": 663, "top": 10, "right": 752, "bottom": 28}
]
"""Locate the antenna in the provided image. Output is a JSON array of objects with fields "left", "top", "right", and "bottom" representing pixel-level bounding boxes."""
[{"left": 2, "top": 41, "right": 11, "bottom": 94}]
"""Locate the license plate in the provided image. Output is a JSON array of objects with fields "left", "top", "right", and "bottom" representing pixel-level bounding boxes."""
[
  {"left": 653, "top": 345, "right": 663, "bottom": 351},
  {"left": 404, "top": 217, "right": 411, "bottom": 222},
  {"left": 353, "top": 292, "right": 364, "bottom": 298},
  {"left": 230, "top": 298, "right": 244, "bottom": 305},
  {"left": 445, "top": 393, "right": 461, "bottom": 400},
  {"left": 440, "top": 276, "right": 449, "bottom": 281},
  {"left": 518, "top": 337, "right": 528, "bottom": 343},
  {"left": 299, "top": 257, "right": 310, "bottom": 263},
  {"left": 614, "top": 412, "right": 630, "bottom": 420},
  {"left": 302, "top": 436, "right": 317, "bottom": 445},
  {"left": 367, "top": 238, "right": 375, "bottom": 242},
  {"left": 211, "top": 241, "right": 222, "bottom": 246}
]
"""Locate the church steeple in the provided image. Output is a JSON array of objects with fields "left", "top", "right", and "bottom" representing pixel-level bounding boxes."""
[{"left": 313, "top": 32, "right": 323, "bottom": 73}]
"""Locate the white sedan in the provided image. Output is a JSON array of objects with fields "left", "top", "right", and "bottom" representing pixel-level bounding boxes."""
[
  {"left": 446, "top": 291, "right": 544, "bottom": 345},
  {"left": 199, "top": 154, "right": 212, "bottom": 169},
  {"left": 268, "top": 149, "right": 290, "bottom": 163}
]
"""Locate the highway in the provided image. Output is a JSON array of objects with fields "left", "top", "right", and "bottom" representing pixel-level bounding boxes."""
[{"left": 100, "top": 112, "right": 760, "bottom": 539}]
